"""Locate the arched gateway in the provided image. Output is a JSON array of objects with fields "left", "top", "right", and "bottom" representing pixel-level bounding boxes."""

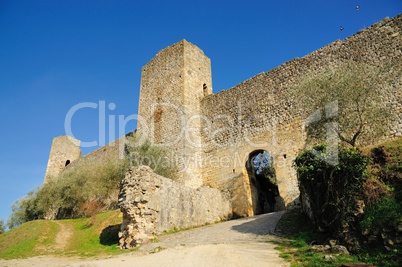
[
  {"left": 137, "top": 40, "right": 305, "bottom": 217},
  {"left": 43, "top": 15, "right": 402, "bottom": 219}
]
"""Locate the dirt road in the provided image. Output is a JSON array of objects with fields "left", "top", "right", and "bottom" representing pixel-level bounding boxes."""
[{"left": 0, "top": 211, "right": 289, "bottom": 267}]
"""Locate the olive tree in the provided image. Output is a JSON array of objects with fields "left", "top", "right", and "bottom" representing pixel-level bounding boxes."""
[{"left": 293, "top": 61, "right": 400, "bottom": 147}]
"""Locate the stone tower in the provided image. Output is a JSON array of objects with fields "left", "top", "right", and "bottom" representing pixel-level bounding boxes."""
[
  {"left": 44, "top": 136, "right": 81, "bottom": 183},
  {"left": 137, "top": 40, "right": 212, "bottom": 188}
]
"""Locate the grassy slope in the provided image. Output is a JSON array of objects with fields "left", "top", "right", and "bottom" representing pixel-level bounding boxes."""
[
  {"left": 0, "top": 220, "right": 59, "bottom": 259},
  {"left": 0, "top": 209, "right": 130, "bottom": 259}
]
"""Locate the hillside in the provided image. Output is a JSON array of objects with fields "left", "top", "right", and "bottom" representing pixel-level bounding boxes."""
[{"left": 0, "top": 210, "right": 126, "bottom": 259}]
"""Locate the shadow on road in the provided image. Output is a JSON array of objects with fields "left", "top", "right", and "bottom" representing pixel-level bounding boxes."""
[{"left": 231, "top": 211, "right": 284, "bottom": 236}]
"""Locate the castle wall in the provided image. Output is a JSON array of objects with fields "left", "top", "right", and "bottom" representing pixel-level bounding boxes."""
[
  {"left": 66, "top": 134, "right": 127, "bottom": 168},
  {"left": 44, "top": 136, "right": 81, "bottom": 183},
  {"left": 137, "top": 40, "right": 212, "bottom": 188},
  {"left": 44, "top": 14, "right": 402, "bottom": 219},
  {"left": 137, "top": 41, "right": 185, "bottom": 145},
  {"left": 200, "top": 14, "right": 402, "bottom": 216},
  {"left": 118, "top": 166, "right": 232, "bottom": 248}
]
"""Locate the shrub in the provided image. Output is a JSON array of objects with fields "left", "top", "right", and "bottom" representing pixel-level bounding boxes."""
[
  {"left": 369, "top": 143, "right": 402, "bottom": 202},
  {"left": 360, "top": 197, "right": 402, "bottom": 229},
  {"left": 0, "top": 219, "right": 5, "bottom": 234},
  {"left": 295, "top": 144, "right": 369, "bottom": 235},
  {"left": 8, "top": 133, "right": 178, "bottom": 226},
  {"left": 7, "top": 191, "right": 41, "bottom": 229},
  {"left": 7, "top": 159, "right": 128, "bottom": 227},
  {"left": 362, "top": 177, "right": 390, "bottom": 206},
  {"left": 125, "top": 135, "right": 178, "bottom": 180}
]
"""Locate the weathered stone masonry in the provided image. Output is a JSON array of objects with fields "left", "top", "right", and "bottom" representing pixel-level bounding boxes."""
[
  {"left": 137, "top": 41, "right": 212, "bottom": 189},
  {"left": 138, "top": 14, "right": 402, "bottom": 217},
  {"left": 44, "top": 136, "right": 81, "bottom": 183},
  {"left": 118, "top": 166, "right": 232, "bottom": 248},
  {"left": 45, "top": 14, "right": 402, "bottom": 223}
]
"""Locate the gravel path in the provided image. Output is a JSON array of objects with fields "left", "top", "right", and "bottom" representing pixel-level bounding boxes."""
[{"left": 0, "top": 211, "right": 289, "bottom": 267}]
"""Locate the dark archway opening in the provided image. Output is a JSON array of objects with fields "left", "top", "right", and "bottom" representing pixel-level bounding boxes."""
[
  {"left": 65, "top": 160, "right": 71, "bottom": 167},
  {"left": 246, "top": 150, "right": 279, "bottom": 215}
]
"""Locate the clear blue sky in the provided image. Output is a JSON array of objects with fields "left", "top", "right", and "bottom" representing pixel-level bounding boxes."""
[{"left": 0, "top": 0, "right": 400, "bottom": 223}]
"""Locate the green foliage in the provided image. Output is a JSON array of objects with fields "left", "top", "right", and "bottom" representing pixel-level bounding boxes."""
[
  {"left": 0, "top": 219, "right": 5, "bottom": 235},
  {"left": 0, "top": 210, "right": 130, "bottom": 259},
  {"left": 368, "top": 138, "right": 402, "bottom": 202},
  {"left": 295, "top": 144, "right": 368, "bottom": 234},
  {"left": 292, "top": 61, "right": 400, "bottom": 147},
  {"left": 360, "top": 197, "right": 402, "bottom": 229},
  {"left": 294, "top": 137, "right": 402, "bottom": 266},
  {"left": 7, "top": 159, "right": 128, "bottom": 227},
  {"left": 7, "top": 191, "right": 41, "bottom": 229},
  {"left": 261, "top": 164, "right": 277, "bottom": 185},
  {"left": 125, "top": 135, "right": 178, "bottom": 180},
  {"left": 357, "top": 247, "right": 402, "bottom": 267},
  {"left": 356, "top": 195, "right": 402, "bottom": 267}
]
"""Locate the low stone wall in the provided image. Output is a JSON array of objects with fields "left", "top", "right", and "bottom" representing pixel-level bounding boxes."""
[{"left": 118, "top": 166, "right": 232, "bottom": 249}]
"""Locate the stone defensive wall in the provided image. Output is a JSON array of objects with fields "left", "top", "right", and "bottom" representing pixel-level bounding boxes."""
[
  {"left": 44, "top": 136, "right": 82, "bottom": 183},
  {"left": 73, "top": 134, "right": 128, "bottom": 165},
  {"left": 200, "top": 14, "right": 402, "bottom": 216},
  {"left": 118, "top": 166, "right": 232, "bottom": 248},
  {"left": 45, "top": 14, "right": 402, "bottom": 222},
  {"left": 44, "top": 133, "right": 129, "bottom": 183}
]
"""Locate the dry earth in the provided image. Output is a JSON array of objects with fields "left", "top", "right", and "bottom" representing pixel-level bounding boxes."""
[{"left": 0, "top": 211, "right": 289, "bottom": 267}]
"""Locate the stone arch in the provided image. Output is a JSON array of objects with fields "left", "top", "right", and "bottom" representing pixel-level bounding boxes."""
[{"left": 245, "top": 150, "right": 279, "bottom": 215}]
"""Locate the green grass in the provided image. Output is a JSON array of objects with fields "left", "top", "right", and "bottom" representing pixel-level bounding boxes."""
[
  {"left": 274, "top": 208, "right": 360, "bottom": 267},
  {"left": 62, "top": 210, "right": 125, "bottom": 257},
  {"left": 0, "top": 220, "right": 59, "bottom": 259},
  {"left": 0, "top": 210, "right": 135, "bottom": 259}
]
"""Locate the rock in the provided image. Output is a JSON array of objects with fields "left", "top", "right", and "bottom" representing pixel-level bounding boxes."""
[
  {"left": 354, "top": 200, "right": 365, "bottom": 216},
  {"left": 328, "top": 239, "right": 337, "bottom": 247},
  {"left": 330, "top": 245, "right": 349, "bottom": 255},
  {"left": 311, "top": 245, "right": 328, "bottom": 253},
  {"left": 324, "top": 255, "right": 335, "bottom": 261}
]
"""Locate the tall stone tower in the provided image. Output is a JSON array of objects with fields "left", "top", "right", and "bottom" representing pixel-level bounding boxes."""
[
  {"left": 137, "top": 40, "right": 212, "bottom": 188},
  {"left": 44, "top": 136, "right": 81, "bottom": 183}
]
